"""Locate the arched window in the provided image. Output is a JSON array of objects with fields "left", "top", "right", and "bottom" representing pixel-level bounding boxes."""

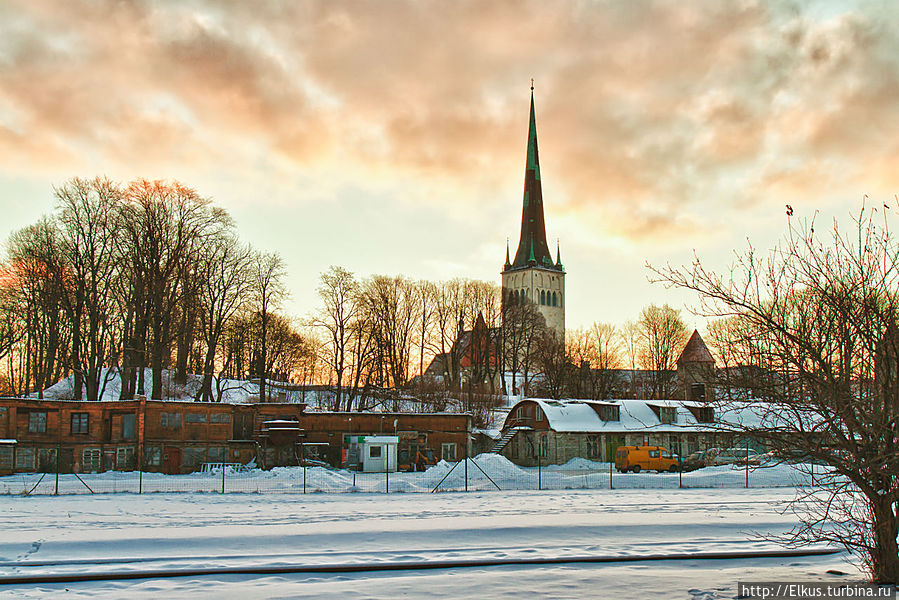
[
  {"left": 552, "top": 292, "right": 557, "bottom": 307},
  {"left": 540, "top": 290, "right": 546, "bottom": 305}
]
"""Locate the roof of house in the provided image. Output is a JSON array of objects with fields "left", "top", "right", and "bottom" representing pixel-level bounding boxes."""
[
  {"left": 507, "top": 398, "right": 772, "bottom": 434},
  {"left": 676, "top": 330, "right": 716, "bottom": 366}
]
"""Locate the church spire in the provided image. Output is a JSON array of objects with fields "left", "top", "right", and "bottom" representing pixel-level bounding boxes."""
[
  {"left": 504, "top": 238, "right": 511, "bottom": 268},
  {"left": 511, "top": 83, "right": 554, "bottom": 269}
]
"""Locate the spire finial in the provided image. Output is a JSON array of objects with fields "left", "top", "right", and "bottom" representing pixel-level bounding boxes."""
[{"left": 530, "top": 78, "right": 534, "bottom": 92}]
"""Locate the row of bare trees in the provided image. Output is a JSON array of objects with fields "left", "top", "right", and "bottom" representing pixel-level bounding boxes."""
[
  {"left": 530, "top": 304, "right": 690, "bottom": 400},
  {"left": 313, "top": 264, "right": 695, "bottom": 407},
  {"left": 0, "top": 177, "right": 313, "bottom": 401},
  {"left": 313, "top": 267, "right": 504, "bottom": 411}
]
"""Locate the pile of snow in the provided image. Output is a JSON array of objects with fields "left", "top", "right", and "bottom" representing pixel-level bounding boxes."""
[{"left": 0, "top": 453, "right": 820, "bottom": 496}]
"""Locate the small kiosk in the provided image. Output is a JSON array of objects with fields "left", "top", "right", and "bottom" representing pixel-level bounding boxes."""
[{"left": 344, "top": 435, "right": 398, "bottom": 472}]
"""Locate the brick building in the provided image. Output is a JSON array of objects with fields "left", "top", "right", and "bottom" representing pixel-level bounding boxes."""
[{"left": 0, "top": 397, "right": 470, "bottom": 475}]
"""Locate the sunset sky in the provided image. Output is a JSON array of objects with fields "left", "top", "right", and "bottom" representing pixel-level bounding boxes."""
[{"left": 1, "top": 0, "right": 898, "bottom": 331}]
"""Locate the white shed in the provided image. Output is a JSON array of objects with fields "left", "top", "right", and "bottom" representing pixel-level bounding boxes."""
[{"left": 345, "top": 435, "right": 398, "bottom": 473}]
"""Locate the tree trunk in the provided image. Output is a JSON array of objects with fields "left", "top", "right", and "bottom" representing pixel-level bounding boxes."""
[{"left": 870, "top": 496, "right": 899, "bottom": 583}]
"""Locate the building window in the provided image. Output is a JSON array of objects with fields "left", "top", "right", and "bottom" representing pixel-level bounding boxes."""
[
  {"left": 144, "top": 446, "right": 162, "bottom": 467},
  {"left": 369, "top": 445, "right": 382, "bottom": 458},
  {"left": 696, "top": 407, "right": 714, "bottom": 423},
  {"left": 586, "top": 435, "right": 600, "bottom": 458},
  {"left": 598, "top": 405, "right": 619, "bottom": 421},
  {"left": 659, "top": 407, "right": 676, "bottom": 424},
  {"left": 185, "top": 413, "right": 207, "bottom": 424},
  {"left": 441, "top": 443, "right": 457, "bottom": 462},
  {"left": 28, "top": 411, "right": 47, "bottom": 433},
  {"left": 539, "top": 435, "right": 548, "bottom": 458},
  {"left": 0, "top": 445, "right": 12, "bottom": 468},
  {"left": 182, "top": 447, "right": 206, "bottom": 469},
  {"left": 16, "top": 447, "right": 35, "bottom": 471},
  {"left": 161, "top": 412, "right": 182, "bottom": 428},
  {"left": 210, "top": 413, "right": 231, "bottom": 424},
  {"left": 116, "top": 447, "right": 135, "bottom": 470},
  {"left": 122, "top": 414, "right": 136, "bottom": 440},
  {"left": 82, "top": 448, "right": 101, "bottom": 472},
  {"left": 71, "top": 412, "right": 89, "bottom": 434},
  {"left": 37, "top": 448, "right": 57, "bottom": 472},
  {"left": 540, "top": 290, "right": 546, "bottom": 305},
  {"left": 207, "top": 447, "right": 226, "bottom": 463},
  {"left": 690, "top": 383, "right": 706, "bottom": 401},
  {"left": 536, "top": 409, "right": 543, "bottom": 422},
  {"left": 552, "top": 292, "right": 557, "bottom": 307}
]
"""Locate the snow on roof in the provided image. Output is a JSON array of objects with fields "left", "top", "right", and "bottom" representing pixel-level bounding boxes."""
[{"left": 511, "top": 398, "right": 768, "bottom": 433}]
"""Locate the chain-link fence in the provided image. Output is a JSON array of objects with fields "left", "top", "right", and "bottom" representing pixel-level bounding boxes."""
[{"left": 0, "top": 453, "right": 817, "bottom": 496}]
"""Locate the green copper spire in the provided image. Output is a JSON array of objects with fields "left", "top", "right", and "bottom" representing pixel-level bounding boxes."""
[
  {"left": 504, "top": 238, "right": 511, "bottom": 268},
  {"left": 511, "top": 83, "right": 554, "bottom": 269},
  {"left": 556, "top": 239, "right": 563, "bottom": 269}
]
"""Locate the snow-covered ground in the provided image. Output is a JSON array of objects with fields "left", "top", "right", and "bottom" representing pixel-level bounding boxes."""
[
  {"left": 0, "top": 455, "right": 815, "bottom": 496},
  {"left": 0, "top": 486, "right": 862, "bottom": 599}
]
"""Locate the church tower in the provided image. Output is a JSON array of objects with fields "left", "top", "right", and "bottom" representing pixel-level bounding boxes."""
[{"left": 502, "top": 86, "right": 565, "bottom": 339}]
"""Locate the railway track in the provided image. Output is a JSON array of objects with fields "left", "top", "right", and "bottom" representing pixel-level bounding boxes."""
[{"left": 0, "top": 547, "right": 841, "bottom": 585}]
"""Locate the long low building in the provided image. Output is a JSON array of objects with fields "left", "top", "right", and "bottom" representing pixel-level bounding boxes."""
[
  {"left": 0, "top": 397, "right": 471, "bottom": 475},
  {"left": 497, "top": 398, "right": 760, "bottom": 466}
]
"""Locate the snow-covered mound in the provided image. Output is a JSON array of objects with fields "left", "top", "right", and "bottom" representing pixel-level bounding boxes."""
[{"left": 40, "top": 368, "right": 308, "bottom": 404}]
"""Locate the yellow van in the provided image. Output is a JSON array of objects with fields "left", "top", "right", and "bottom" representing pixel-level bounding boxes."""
[{"left": 615, "top": 446, "right": 680, "bottom": 473}]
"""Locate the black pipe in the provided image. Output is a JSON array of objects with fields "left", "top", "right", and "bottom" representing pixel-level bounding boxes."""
[{"left": 0, "top": 547, "right": 841, "bottom": 585}]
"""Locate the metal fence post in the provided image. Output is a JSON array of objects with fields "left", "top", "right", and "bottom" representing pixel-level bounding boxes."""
[
  {"left": 678, "top": 459, "right": 682, "bottom": 489},
  {"left": 55, "top": 442, "right": 60, "bottom": 496},
  {"left": 385, "top": 461, "right": 389, "bottom": 494},
  {"left": 609, "top": 459, "right": 613, "bottom": 490},
  {"left": 745, "top": 446, "right": 750, "bottom": 489},
  {"left": 221, "top": 463, "right": 226, "bottom": 494},
  {"left": 537, "top": 453, "right": 542, "bottom": 491},
  {"left": 464, "top": 444, "right": 468, "bottom": 492}
]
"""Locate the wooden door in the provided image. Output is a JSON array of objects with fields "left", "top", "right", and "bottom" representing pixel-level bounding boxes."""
[{"left": 163, "top": 446, "right": 182, "bottom": 475}]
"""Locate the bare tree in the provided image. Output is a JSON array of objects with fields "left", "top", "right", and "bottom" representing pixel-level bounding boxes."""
[
  {"left": 413, "top": 280, "right": 437, "bottom": 392},
  {"left": 252, "top": 252, "right": 286, "bottom": 403},
  {"left": 194, "top": 235, "right": 253, "bottom": 401},
  {"left": 5, "top": 219, "right": 69, "bottom": 396},
  {"left": 636, "top": 304, "right": 688, "bottom": 399},
  {"left": 52, "top": 177, "right": 124, "bottom": 401},
  {"left": 566, "top": 323, "right": 622, "bottom": 399},
  {"left": 620, "top": 320, "right": 640, "bottom": 398},
  {"left": 651, "top": 207, "right": 899, "bottom": 583},
  {"left": 502, "top": 296, "right": 546, "bottom": 396},
  {"left": 360, "top": 275, "right": 416, "bottom": 388},
  {"left": 431, "top": 279, "right": 465, "bottom": 391},
  {"left": 315, "top": 266, "right": 360, "bottom": 409},
  {"left": 122, "top": 180, "right": 220, "bottom": 400},
  {"left": 533, "top": 329, "right": 568, "bottom": 399}
]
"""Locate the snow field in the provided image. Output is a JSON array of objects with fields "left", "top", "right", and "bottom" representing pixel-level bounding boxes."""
[{"left": 0, "top": 487, "right": 860, "bottom": 599}]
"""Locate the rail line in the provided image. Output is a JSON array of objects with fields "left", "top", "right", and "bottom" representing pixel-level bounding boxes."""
[{"left": 0, "top": 547, "right": 841, "bottom": 585}]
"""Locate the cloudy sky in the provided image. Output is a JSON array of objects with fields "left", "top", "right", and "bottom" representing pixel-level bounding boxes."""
[{"left": 1, "top": 0, "right": 898, "bottom": 330}]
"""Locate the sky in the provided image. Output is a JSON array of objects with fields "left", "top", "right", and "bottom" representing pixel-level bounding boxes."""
[{"left": 1, "top": 0, "right": 898, "bottom": 331}]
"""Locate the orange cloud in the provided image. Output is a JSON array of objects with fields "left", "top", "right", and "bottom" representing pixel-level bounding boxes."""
[{"left": 1, "top": 0, "right": 898, "bottom": 243}]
